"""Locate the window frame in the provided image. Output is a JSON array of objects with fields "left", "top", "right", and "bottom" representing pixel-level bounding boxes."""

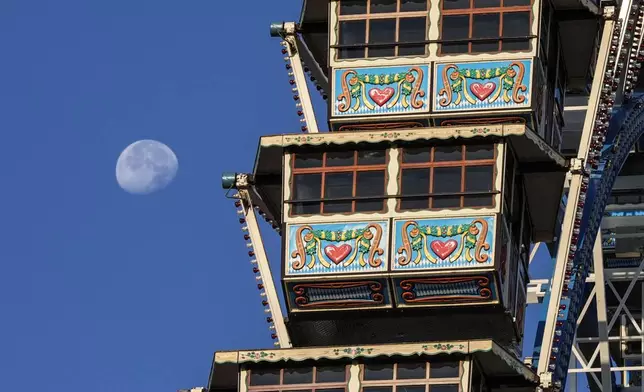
[
  {"left": 396, "top": 143, "right": 499, "bottom": 212},
  {"left": 438, "top": 0, "right": 534, "bottom": 55},
  {"left": 359, "top": 361, "right": 463, "bottom": 391},
  {"left": 335, "top": 0, "right": 430, "bottom": 60},
  {"left": 287, "top": 149, "right": 390, "bottom": 217},
  {"left": 247, "top": 365, "right": 351, "bottom": 391}
]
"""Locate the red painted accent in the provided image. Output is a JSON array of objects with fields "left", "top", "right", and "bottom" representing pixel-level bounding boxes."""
[
  {"left": 324, "top": 244, "right": 352, "bottom": 264},
  {"left": 470, "top": 82, "right": 496, "bottom": 101},
  {"left": 430, "top": 239, "right": 458, "bottom": 260},
  {"left": 368, "top": 87, "right": 395, "bottom": 106}
]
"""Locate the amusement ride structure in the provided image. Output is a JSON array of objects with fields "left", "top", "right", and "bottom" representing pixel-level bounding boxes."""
[{"left": 207, "top": 0, "right": 644, "bottom": 390}]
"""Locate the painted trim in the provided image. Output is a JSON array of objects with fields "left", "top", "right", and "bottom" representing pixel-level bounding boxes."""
[
  {"left": 214, "top": 340, "right": 538, "bottom": 383},
  {"left": 262, "top": 124, "right": 525, "bottom": 148}
]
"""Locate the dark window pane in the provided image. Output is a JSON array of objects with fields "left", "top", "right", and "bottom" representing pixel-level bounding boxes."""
[
  {"left": 358, "top": 150, "right": 386, "bottom": 165},
  {"left": 398, "top": 17, "right": 427, "bottom": 56},
  {"left": 472, "top": 13, "right": 500, "bottom": 53},
  {"left": 368, "top": 19, "right": 396, "bottom": 57},
  {"left": 442, "top": 0, "right": 470, "bottom": 9},
  {"left": 463, "top": 195, "right": 493, "bottom": 207},
  {"left": 503, "top": 12, "right": 531, "bottom": 51},
  {"left": 294, "top": 152, "right": 323, "bottom": 168},
  {"left": 363, "top": 363, "right": 394, "bottom": 380},
  {"left": 397, "top": 363, "right": 426, "bottom": 379},
  {"left": 249, "top": 369, "right": 280, "bottom": 386},
  {"left": 339, "top": 20, "right": 366, "bottom": 59},
  {"left": 340, "top": 0, "right": 368, "bottom": 14},
  {"left": 471, "top": 161, "right": 495, "bottom": 198},
  {"left": 324, "top": 172, "right": 353, "bottom": 213},
  {"left": 293, "top": 174, "right": 322, "bottom": 215},
  {"left": 356, "top": 171, "right": 385, "bottom": 212},
  {"left": 474, "top": 0, "right": 500, "bottom": 7},
  {"left": 432, "top": 196, "right": 460, "bottom": 208},
  {"left": 400, "top": 168, "right": 430, "bottom": 210},
  {"left": 434, "top": 146, "right": 462, "bottom": 162},
  {"left": 293, "top": 174, "right": 322, "bottom": 200},
  {"left": 441, "top": 15, "right": 469, "bottom": 54},
  {"left": 371, "top": 0, "right": 397, "bottom": 13},
  {"left": 428, "top": 386, "right": 459, "bottom": 392},
  {"left": 318, "top": 389, "right": 344, "bottom": 392},
  {"left": 465, "top": 165, "right": 494, "bottom": 193},
  {"left": 284, "top": 367, "right": 313, "bottom": 384},
  {"left": 401, "top": 0, "right": 428, "bottom": 11},
  {"left": 433, "top": 167, "right": 462, "bottom": 193},
  {"left": 316, "top": 366, "right": 347, "bottom": 383},
  {"left": 363, "top": 388, "right": 392, "bottom": 392},
  {"left": 327, "top": 151, "right": 355, "bottom": 166},
  {"left": 429, "top": 361, "right": 460, "bottom": 378},
  {"left": 402, "top": 147, "right": 430, "bottom": 163},
  {"left": 293, "top": 202, "right": 320, "bottom": 215},
  {"left": 505, "top": 0, "right": 531, "bottom": 6},
  {"left": 398, "top": 386, "right": 425, "bottom": 392},
  {"left": 466, "top": 144, "right": 494, "bottom": 160}
]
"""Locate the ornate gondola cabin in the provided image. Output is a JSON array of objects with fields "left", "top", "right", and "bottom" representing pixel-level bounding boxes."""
[
  {"left": 215, "top": 0, "right": 607, "bottom": 389},
  {"left": 246, "top": 0, "right": 576, "bottom": 354},
  {"left": 252, "top": 121, "right": 564, "bottom": 353}
]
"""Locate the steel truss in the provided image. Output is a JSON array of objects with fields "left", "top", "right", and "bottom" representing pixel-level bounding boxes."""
[{"left": 569, "top": 254, "right": 644, "bottom": 390}]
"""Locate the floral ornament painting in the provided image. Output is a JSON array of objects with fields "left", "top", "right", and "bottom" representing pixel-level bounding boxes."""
[
  {"left": 393, "top": 216, "right": 495, "bottom": 270},
  {"left": 286, "top": 221, "right": 389, "bottom": 275},
  {"left": 333, "top": 65, "right": 429, "bottom": 117},
  {"left": 434, "top": 60, "right": 532, "bottom": 112}
]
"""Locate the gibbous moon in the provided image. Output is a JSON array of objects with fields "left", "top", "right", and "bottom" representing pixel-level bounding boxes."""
[{"left": 116, "top": 140, "right": 178, "bottom": 195}]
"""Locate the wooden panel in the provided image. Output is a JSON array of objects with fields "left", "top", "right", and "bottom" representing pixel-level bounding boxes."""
[
  {"left": 392, "top": 273, "right": 499, "bottom": 307},
  {"left": 286, "top": 220, "right": 389, "bottom": 276},
  {"left": 285, "top": 278, "right": 392, "bottom": 311},
  {"left": 433, "top": 59, "right": 533, "bottom": 112},
  {"left": 332, "top": 65, "right": 430, "bottom": 117},
  {"left": 392, "top": 216, "right": 496, "bottom": 271}
]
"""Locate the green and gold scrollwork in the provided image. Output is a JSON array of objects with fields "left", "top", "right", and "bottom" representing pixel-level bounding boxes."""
[
  {"left": 337, "top": 67, "right": 425, "bottom": 112},
  {"left": 438, "top": 62, "right": 527, "bottom": 107},
  {"left": 397, "top": 218, "right": 490, "bottom": 265},
  {"left": 291, "top": 224, "right": 384, "bottom": 270}
]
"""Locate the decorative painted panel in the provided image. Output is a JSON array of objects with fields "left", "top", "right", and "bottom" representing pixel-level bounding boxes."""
[
  {"left": 333, "top": 65, "right": 430, "bottom": 117},
  {"left": 393, "top": 216, "right": 495, "bottom": 271},
  {"left": 286, "top": 221, "right": 389, "bottom": 276},
  {"left": 393, "top": 274, "right": 498, "bottom": 306},
  {"left": 286, "top": 279, "right": 391, "bottom": 311},
  {"left": 434, "top": 59, "right": 532, "bottom": 112}
]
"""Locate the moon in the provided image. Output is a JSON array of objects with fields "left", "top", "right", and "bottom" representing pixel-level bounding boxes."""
[{"left": 116, "top": 140, "right": 178, "bottom": 195}]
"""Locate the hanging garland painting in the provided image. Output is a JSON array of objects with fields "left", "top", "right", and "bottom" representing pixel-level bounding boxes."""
[
  {"left": 393, "top": 216, "right": 495, "bottom": 271},
  {"left": 434, "top": 60, "right": 532, "bottom": 112},
  {"left": 333, "top": 65, "right": 429, "bottom": 117},
  {"left": 286, "top": 221, "right": 389, "bottom": 276}
]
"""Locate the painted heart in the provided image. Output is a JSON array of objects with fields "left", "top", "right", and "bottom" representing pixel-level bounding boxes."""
[
  {"left": 430, "top": 239, "right": 458, "bottom": 260},
  {"left": 470, "top": 82, "right": 496, "bottom": 101},
  {"left": 368, "top": 87, "right": 395, "bottom": 106},
  {"left": 324, "top": 244, "right": 352, "bottom": 265}
]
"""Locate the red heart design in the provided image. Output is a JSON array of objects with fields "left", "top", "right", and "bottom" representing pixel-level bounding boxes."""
[
  {"left": 324, "top": 244, "right": 352, "bottom": 265},
  {"left": 470, "top": 82, "right": 496, "bottom": 101},
  {"left": 369, "top": 87, "right": 395, "bottom": 106},
  {"left": 430, "top": 239, "right": 458, "bottom": 260}
]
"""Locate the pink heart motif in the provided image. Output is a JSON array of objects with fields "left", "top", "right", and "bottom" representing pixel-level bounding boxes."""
[
  {"left": 469, "top": 82, "right": 496, "bottom": 101},
  {"left": 324, "top": 244, "right": 352, "bottom": 265},
  {"left": 430, "top": 239, "right": 458, "bottom": 260},
  {"left": 368, "top": 87, "right": 395, "bottom": 106}
]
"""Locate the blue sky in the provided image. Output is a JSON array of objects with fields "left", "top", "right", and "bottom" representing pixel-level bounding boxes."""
[{"left": 0, "top": 1, "right": 572, "bottom": 391}]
